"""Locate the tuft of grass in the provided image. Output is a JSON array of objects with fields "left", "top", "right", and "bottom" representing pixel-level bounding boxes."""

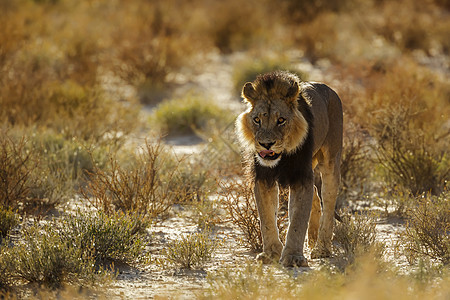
[
  {"left": 150, "top": 94, "right": 234, "bottom": 137},
  {"left": 333, "top": 210, "right": 384, "bottom": 268},
  {"left": 164, "top": 231, "right": 219, "bottom": 270},
  {"left": 0, "top": 206, "right": 19, "bottom": 240},
  {"left": 399, "top": 192, "right": 449, "bottom": 265}
]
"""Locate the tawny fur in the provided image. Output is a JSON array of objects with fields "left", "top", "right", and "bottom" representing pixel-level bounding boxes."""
[{"left": 236, "top": 71, "right": 343, "bottom": 267}]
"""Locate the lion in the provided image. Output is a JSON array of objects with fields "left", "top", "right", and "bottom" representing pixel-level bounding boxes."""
[{"left": 236, "top": 71, "right": 343, "bottom": 267}]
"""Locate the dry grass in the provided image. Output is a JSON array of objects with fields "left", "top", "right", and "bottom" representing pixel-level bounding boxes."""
[
  {"left": 365, "top": 60, "right": 449, "bottom": 197},
  {"left": 82, "top": 140, "right": 178, "bottom": 219},
  {"left": 333, "top": 210, "right": 385, "bottom": 268},
  {"left": 203, "top": 254, "right": 450, "bottom": 300},
  {"left": 399, "top": 192, "right": 450, "bottom": 265},
  {"left": 219, "top": 179, "right": 288, "bottom": 252},
  {"left": 0, "top": 0, "right": 449, "bottom": 297}
]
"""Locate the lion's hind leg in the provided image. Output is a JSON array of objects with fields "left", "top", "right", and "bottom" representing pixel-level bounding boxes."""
[
  {"left": 307, "top": 185, "right": 321, "bottom": 249},
  {"left": 311, "top": 159, "right": 340, "bottom": 259}
]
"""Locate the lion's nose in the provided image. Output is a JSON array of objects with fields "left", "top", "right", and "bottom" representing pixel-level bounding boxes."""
[{"left": 259, "top": 142, "right": 275, "bottom": 149}]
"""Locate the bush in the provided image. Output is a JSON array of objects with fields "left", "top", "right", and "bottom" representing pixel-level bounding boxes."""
[
  {"left": 374, "top": 105, "right": 449, "bottom": 196},
  {"left": 0, "top": 134, "right": 33, "bottom": 210},
  {"left": 333, "top": 211, "right": 384, "bottom": 267},
  {"left": 0, "top": 210, "right": 147, "bottom": 289},
  {"left": 150, "top": 94, "right": 234, "bottom": 137},
  {"left": 164, "top": 231, "right": 219, "bottom": 269},
  {"left": 1, "top": 223, "right": 99, "bottom": 289},
  {"left": 367, "top": 61, "right": 449, "bottom": 197},
  {"left": 399, "top": 193, "right": 449, "bottom": 265},
  {"left": 0, "top": 206, "right": 19, "bottom": 240},
  {"left": 189, "top": 198, "right": 223, "bottom": 230},
  {"left": 0, "top": 129, "right": 113, "bottom": 213},
  {"left": 82, "top": 140, "right": 178, "bottom": 219},
  {"left": 339, "top": 122, "right": 372, "bottom": 201},
  {"left": 58, "top": 210, "right": 148, "bottom": 265}
]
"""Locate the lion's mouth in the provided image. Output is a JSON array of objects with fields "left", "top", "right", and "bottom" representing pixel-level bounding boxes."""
[{"left": 258, "top": 150, "right": 281, "bottom": 160}]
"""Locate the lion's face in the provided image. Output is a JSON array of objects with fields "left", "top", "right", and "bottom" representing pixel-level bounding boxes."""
[{"left": 236, "top": 72, "right": 309, "bottom": 168}]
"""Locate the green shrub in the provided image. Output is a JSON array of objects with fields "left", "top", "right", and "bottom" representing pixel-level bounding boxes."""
[
  {"left": 151, "top": 94, "right": 234, "bottom": 137},
  {"left": 399, "top": 193, "right": 450, "bottom": 265},
  {"left": 1, "top": 223, "right": 99, "bottom": 289},
  {"left": 0, "top": 206, "right": 19, "bottom": 240},
  {"left": 58, "top": 210, "right": 148, "bottom": 265},
  {"left": 164, "top": 231, "right": 219, "bottom": 269},
  {"left": 0, "top": 209, "right": 147, "bottom": 289}
]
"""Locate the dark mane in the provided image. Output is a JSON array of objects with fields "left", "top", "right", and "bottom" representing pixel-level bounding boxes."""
[{"left": 248, "top": 98, "right": 314, "bottom": 188}]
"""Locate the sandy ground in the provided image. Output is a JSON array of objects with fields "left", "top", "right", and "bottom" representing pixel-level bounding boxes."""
[{"left": 99, "top": 51, "right": 409, "bottom": 299}]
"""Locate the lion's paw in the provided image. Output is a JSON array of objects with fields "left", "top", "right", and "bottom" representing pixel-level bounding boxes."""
[
  {"left": 310, "top": 246, "right": 332, "bottom": 259},
  {"left": 280, "top": 254, "right": 309, "bottom": 267},
  {"left": 256, "top": 252, "right": 279, "bottom": 264}
]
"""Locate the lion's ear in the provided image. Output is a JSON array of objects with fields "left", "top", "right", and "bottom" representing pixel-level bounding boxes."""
[
  {"left": 285, "top": 81, "right": 300, "bottom": 103},
  {"left": 242, "top": 82, "right": 258, "bottom": 104}
]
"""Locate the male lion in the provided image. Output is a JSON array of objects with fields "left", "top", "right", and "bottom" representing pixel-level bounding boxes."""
[{"left": 236, "top": 71, "right": 343, "bottom": 267}]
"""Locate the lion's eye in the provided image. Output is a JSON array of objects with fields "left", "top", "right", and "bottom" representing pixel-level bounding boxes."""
[
  {"left": 253, "top": 117, "right": 261, "bottom": 124},
  {"left": 277, "top": 117, "right": 286, "bottom": 125}
]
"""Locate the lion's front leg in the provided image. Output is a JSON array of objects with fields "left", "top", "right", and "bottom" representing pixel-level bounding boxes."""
[
  {"left": 254, "top": 180, "right": 283, "bottom": 264},
  {"left": 280, "top": 181, "right": 313, "bottom": 267}
]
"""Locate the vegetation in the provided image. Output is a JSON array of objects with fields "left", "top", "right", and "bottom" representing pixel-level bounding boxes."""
[
  {"left": 0, "top": 210, "right": 146, "bottom": 290},
  {"left": 151, "top": 94, "right": 235, "bottom": 137},
  {"left": 0, "top": 206, "right": 19, "bottom": 240},
  {"left": 203, "top": 256, "right": 450, "bottom": 300},
  {"left": 333, "top": 211, "right": 384, "bottom": 268},
  {"left": 164, "top": 231, "right": 219, "bottom": 270},
  {"left": 81, "top": 141, "right": 178, "bottom": 219},
  {"left": 0, "top": 0, "right": 448, "bottom": 297},
  {"left": 399, "top": 192, "right": 450, "bottom": 265}
]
